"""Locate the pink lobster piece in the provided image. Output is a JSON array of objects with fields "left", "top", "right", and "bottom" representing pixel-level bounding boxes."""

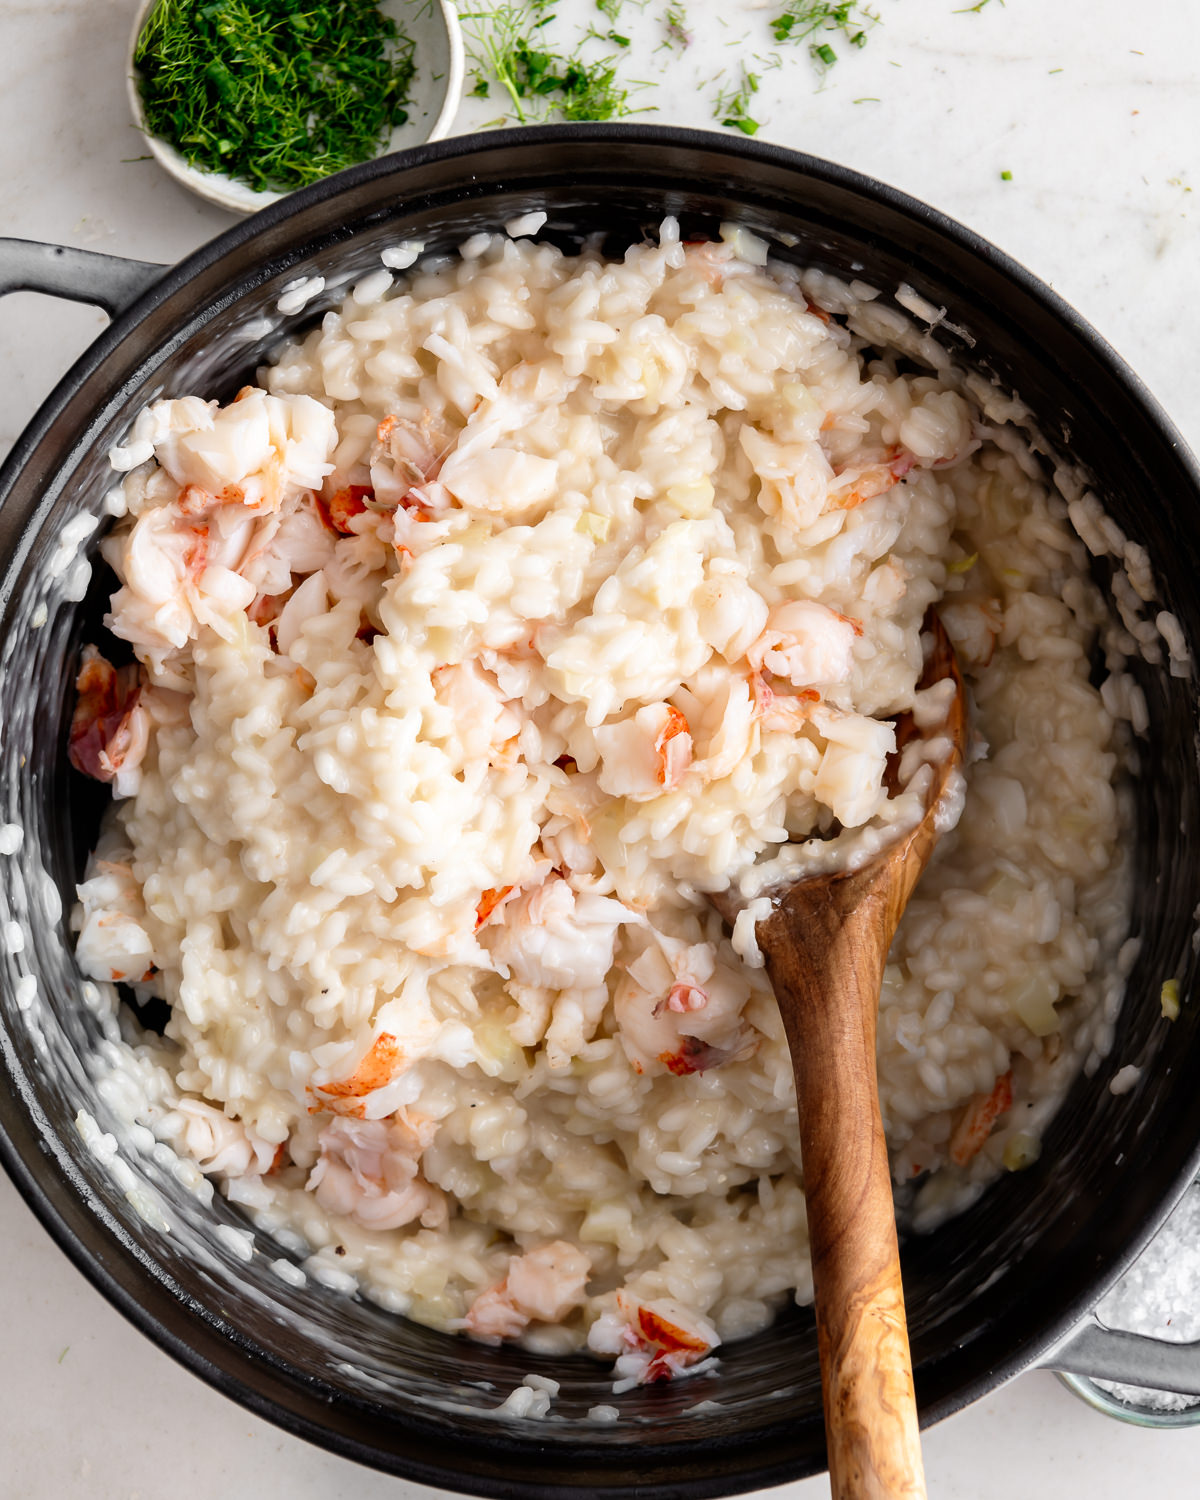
[{"left": 68, "top": 645, "right": 148, "bottom": 785}]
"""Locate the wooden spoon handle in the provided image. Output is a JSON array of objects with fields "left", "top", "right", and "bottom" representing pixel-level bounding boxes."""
[{"left": 765, "top": 888, "right": 926, "bottom": 1500}]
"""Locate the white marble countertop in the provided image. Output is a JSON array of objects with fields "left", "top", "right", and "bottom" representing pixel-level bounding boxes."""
[{"left": 2, "top": 1, "right": 1200, "bottom": 1495}]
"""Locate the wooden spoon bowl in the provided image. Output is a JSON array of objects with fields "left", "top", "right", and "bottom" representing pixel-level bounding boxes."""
[{"left": 721, "top": 615, "right": 965, "bottom": 1499}]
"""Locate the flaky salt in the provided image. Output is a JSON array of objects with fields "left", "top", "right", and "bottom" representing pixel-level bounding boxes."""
[{"left": 1094, "top": 1184, "right": 1200, "bottom": 1414}]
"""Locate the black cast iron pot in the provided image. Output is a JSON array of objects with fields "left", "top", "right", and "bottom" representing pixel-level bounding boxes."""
[{"left": 2, "top": 126, "right": 1200, "bottom": 1497}]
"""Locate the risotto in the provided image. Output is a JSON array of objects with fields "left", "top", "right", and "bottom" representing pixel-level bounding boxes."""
[{"left": 69, "top": 218, "right": 1140, "bottom": 1387}]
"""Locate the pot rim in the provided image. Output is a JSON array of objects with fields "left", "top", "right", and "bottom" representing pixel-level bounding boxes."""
[
  {"left": 8, "top": 123, "right": 1200, "bottom": 513},
  {"left": 3, "top": 122, "right": 1200, "bottom": 1495}
]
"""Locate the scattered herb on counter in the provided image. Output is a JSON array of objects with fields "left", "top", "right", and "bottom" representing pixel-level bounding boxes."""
[
  {"left": 586, "top": 23, "right": 632, "bottom": 47},
  {"left": 463, "top": 2, "right": 637, "bottom": 121},
  {"left": 663, "top": 3, "right": 692, "bottom": 49},
  {"left": 1000, "top": 169, "right": 1012, "bottom": 180},
  {"left": 713, "top": 65, "right": 761, "bottom": 135},
  {"left": 464, "top": 0, "right": 1010, "bottom": 128},
  {"left": 770, "top": 2, "right": 878, "bottom": 72},
  {"left": 133, "top": 0, "right": 416, "bottom": 194}
]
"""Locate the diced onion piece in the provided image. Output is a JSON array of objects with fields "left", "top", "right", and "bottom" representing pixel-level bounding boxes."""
[
  {"left": 1006, "top": 972, "right": 1060, "bottom": 1037},
  {"left": 576, "top": 511, "right": 611, "bottom": 541},
  {"left": 1002, "top": 1131, "right": 1042, "bottom": 1172},
  {"left": 664, "top": 478, "right": 714, "bottom": 517}
]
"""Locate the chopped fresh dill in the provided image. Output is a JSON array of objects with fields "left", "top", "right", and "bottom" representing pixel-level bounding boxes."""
[
  {"left": 769, "top": 2, "right": 878, "bottom": 71},
  {"left": 596, "top": 0, "right": 624, "bottom": 16},
  {"left": 462, "top": 3, "right": 637, "bottom": 122},
  {"left": 586, "top": 23, "right": 631, "bottom": 47},
  {"left": 133, "top": 0, "right": 416, "bottom": 194},
  {"left": 953, "top": 0, "right": 1003, "bottom": 11},
  {"left": 713, "top": 65, "right": 761, "bottom": 136},
  {"left": 663, "top": 3, "right": 692, "bottom": 49},
  {"left": 1000, "top": 169, "right": 1013, "bottom": 180}
]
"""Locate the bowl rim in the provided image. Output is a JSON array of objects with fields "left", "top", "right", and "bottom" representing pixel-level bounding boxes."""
[
  {"left": 1057, "top": 1372, "right": 1200, "bottom": 1430},
  {"left": 3, "top": 120, "right": 1200, "bottom": 1496}
]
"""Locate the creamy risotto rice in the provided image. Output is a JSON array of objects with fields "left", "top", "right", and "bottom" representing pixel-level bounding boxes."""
[{"left": 70, "top": 218, "right": 1139, "bottom": 1386}]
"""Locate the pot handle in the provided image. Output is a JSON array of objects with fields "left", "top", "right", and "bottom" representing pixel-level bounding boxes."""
[
  {"left": 0, "top": 239, "right": 165, "bottom": 319},
  {"left": 1044, "top": 1316, "right": 1200, "bottom": 1396}
]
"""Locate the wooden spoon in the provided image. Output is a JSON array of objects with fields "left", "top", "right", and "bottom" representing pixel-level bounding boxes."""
[{"left": 719, "top": 615, "right": 966, "bottom": 1500}]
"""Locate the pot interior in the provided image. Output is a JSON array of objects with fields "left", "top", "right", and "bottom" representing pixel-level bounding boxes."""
[{"left": 1, "top": 128, "right": 1199, "bottom": 1497}]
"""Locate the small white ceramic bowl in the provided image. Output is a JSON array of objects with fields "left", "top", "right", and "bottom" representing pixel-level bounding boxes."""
[{"left": 127, "top": 0, "right": 464, "bottom": 215}]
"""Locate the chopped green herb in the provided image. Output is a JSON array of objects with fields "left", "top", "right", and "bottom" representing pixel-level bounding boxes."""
[
  {"left": 954, "top": 0, "right": 1003, "bottom": 12},
  {"left": 663, "top": 3, "right": 692, "bottom": 48},
  {"left": 852, "top": 96, "right": 880, "bottom": 104},
  {"left": 463, "top": 3, "right": 636, "bottom": 122},
  {"left": 769, "top": 2, "right": 879, "bottom": 72},
  {"left": 133, "top": 0, "right": 416, "bottom": 195},
  {"left": 714, "top": 65, "right": 761, "bottom": 136},
  {"left": 586, "top": 22, "right": 631, "bottom": 47},
  {"left": 596, "top": 0, "right": 624, "bottom": 17},
  {"left": 1000, "top": 169, "right": 1013, "bottom": 181}
]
